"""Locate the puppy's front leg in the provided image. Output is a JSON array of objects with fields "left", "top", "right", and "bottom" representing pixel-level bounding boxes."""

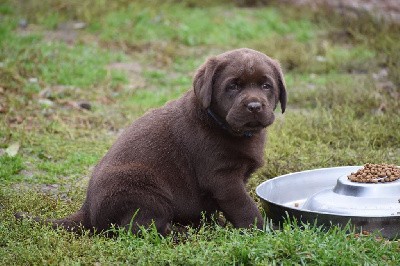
[{"left": 212, "top": 181, "right": 263, "bottom": 229}]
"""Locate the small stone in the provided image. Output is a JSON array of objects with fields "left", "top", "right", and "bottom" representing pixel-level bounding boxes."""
[
  {"left": 19, "top": 19, "right": 28, "bottom": 29},
  {"left": 38, "top": 98, "right": 54, "bottom": 107},
  {"left": 38, "top": 88, "right": 52, "bottom": 99},
  {"left": 77, "top": 101, "right": 91, "bottom": 110},
  {"left": 73, "top": 22, "right": 86, "bottom": 30},
  {"left": 316, "top": 55, "right": 327, "bottom": 62},
  {"left": 28, "top": 77, "right": 38, "bottom": 83}
]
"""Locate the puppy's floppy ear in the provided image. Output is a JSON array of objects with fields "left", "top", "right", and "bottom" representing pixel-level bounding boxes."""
[
  {"left": 272, "top": 60, "right": 287, "bottom": 113},
  {"left": 193, "top": 57, "right": 220, "bottom": 109}
]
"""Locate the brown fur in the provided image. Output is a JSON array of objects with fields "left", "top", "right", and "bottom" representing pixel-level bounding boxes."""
[{"left": 15, "top": 48, "right": 287, "bottom": 235}]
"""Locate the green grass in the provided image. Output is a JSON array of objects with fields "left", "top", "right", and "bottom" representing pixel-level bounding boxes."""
[
  {"left": 0, "top": 155, "right": 24, "bottom": 182},
  {"left": 1, "top": 34, "right": 126, "bottom": 90},
  {"left": 1, "top": 196, "right": 400, "bottom": 265},
  {"left": 1, "top": 0, "right": 399, "bottom": 264},
  {"left": 91, "top": 4, "right": 314, "bottom": 47}
]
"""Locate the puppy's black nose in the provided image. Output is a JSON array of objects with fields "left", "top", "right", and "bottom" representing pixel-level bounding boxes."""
[{"left": 247, "top": 102, "right": 262, "bottom": 113}]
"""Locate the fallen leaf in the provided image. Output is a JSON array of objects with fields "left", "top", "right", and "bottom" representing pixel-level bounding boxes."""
[
  {"left": 5, "top": 142, "right": 20, "bottom": 157},
  {"left": 8, "top": 116, "right": 23, "bottom": 124},
  {"left": 0, "top": 103, "right": 7, "bottom": 113}
]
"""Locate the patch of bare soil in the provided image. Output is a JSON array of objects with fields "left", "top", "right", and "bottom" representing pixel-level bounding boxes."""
[
  {"left": 280, "top": 0, "right": 400, "bottom": 22},
  {"left": 12, "top": 173, "right": 90, "bottom": 202},
  {"left": 107, "top": 62, "right": 146, "bottom": 90}
]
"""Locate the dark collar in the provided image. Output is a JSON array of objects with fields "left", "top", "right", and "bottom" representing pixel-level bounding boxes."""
[{"left": 206, "top": 108, "right": 253, "bottom": 138}]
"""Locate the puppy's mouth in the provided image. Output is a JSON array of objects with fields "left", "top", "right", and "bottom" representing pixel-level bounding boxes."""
[
  {"left": 243, "top": 121, "right": 264, "bottom": 128},
  {"left": 231, "top": 121, "right": 268, "bottom": 135},
  {"left": 242, "top": 122, "right": 266, "bottom": 132},
  {"left": 228, "top": 111, "right": 276, "bottom": 135}
]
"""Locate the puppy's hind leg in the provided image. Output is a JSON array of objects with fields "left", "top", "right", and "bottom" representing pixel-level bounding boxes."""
[{"left": 120, "top": 204, "right": 173, "bottom": 236}]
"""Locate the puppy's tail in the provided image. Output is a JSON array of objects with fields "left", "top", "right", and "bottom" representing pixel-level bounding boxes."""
[{"left": 14, "top": 210, "right": 88, "bottom": 234}]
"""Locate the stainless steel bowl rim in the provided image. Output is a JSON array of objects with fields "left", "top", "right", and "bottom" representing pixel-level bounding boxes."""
[{"left": 256, "top": 166, "right": 400, "bottom": 218}]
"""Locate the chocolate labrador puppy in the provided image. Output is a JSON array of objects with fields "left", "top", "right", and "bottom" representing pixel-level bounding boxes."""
[{"left": 16, "top": 48, "right": 286, "bottom": 235}]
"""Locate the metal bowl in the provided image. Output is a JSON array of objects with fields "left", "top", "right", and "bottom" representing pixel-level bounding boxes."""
[{"left": 256, "top": 166, "right": 400, "bottom": 239}]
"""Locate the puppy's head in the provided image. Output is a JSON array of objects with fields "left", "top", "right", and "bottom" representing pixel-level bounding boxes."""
[{"left": 193, "top": 48, "right": 287, "bottom": 135}]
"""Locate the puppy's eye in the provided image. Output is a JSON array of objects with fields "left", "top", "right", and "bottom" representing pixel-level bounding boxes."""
[
  {"left": 261, "top": 83, "right": 273, "bottom": 90},
  {"left": 228, "top": 83, "right": 239, "bottom": 91}
]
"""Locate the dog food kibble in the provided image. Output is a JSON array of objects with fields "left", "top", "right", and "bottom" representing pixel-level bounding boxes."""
[{"left": 348, "top": 163, "right": 400, "bottom": 183}]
